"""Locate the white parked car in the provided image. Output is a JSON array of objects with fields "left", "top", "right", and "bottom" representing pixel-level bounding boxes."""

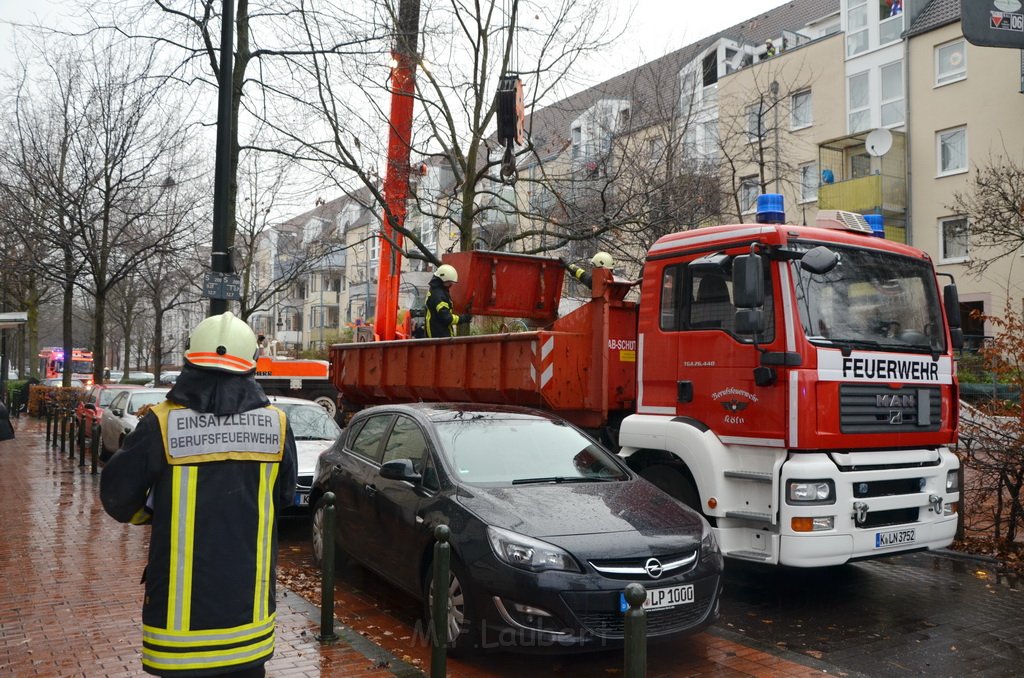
[
  {"left": 99, "top": 388, "right": 170, "bottom": 461},
  {"left": 266, "top": 395, "right": 343, "bottom": 510}
]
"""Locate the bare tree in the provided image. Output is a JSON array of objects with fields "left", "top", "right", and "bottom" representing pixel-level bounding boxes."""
[{"left": 950, "top": 153, "right": 1024, "bottom": 275}]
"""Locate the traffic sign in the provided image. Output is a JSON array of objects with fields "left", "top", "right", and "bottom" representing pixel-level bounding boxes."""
[
  {"left": 962, "top": 0, "right": 1024, "bottom": 48},
  {"left": 202, "top": 271, "right": 242, "bottom": 301}
]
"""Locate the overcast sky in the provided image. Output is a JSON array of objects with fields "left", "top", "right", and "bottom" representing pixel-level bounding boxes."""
[{"left": 1, "top": 0, "right": 795, "bottom": 78}]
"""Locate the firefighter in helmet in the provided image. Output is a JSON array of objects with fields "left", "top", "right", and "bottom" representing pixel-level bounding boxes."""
[
  {"left": 565, "top": 251, "right": 614, "bottom": 289},
  {"left": 425, "top": 264, "right": 471, "bottom": 337},
  {"left": 101, "top": 312, "right": 297, "bottom": 677}
]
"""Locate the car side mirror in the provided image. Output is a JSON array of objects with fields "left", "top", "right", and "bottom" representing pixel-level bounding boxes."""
[
  {"left": 379, "top": 458, "right": 422, "bottom": 483},
  {"left": 111, "top": 408, "right": 124, "bottom": 417},
  {"left": 84, "top": 403, "right": 96, "bottom": 411}
]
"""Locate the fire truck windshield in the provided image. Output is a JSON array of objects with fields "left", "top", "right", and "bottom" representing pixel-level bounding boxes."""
[
  {"left": 71, "top": 360, "right": 94, "bottom": 375},
  {"left": 789, "top": 244, "right": 946, "bottom": 353}
]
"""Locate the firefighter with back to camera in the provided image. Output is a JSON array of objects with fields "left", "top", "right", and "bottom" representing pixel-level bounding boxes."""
[{"left": 100, "top": 311, "right": 298, "bottom": 678}]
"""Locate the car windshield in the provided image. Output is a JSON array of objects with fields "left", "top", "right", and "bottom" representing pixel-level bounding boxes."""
[
  {"left": 433, "top": 417, "right": 628, "bottom": 486},
  {"left": 128, "top": 392, "right": 166, "bottom": 414},
  {"left": 98, "top": 390, "right": 123, "bottom": 407},
  {"left": 276, "top": 403, "right": 341, "bottom": 441},
  {"left": 789, "top": 244, "right": 946, "bottom": 353}
]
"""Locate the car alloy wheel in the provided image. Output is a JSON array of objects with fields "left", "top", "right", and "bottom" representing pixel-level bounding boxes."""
[
  {"left": 425, "top": 560, "right": 476, "bottom": 653},
  {"left": 311, "top": 503, "right": 326, "bottom": 568}
]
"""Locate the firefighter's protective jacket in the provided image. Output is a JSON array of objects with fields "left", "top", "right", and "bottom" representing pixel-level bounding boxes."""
[
  {"left": 566, "top": 263, "right": 593, "bottom": 289},
  {"left": 425, "top": 275, "right": 460, "bottom": 338},
  {"left": 101, "top": 366, "right": 297, "bottom": 677}
]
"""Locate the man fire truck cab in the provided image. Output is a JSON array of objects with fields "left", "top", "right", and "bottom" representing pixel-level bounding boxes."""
[
  {"left": 329, "top": 195, "right": 963, "bottom": 568},
  {"left": 39, "top": 348, "right": 95, "bottom": 386}
]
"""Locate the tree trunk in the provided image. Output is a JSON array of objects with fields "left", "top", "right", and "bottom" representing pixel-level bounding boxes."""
[{"left": 92, "top": 289, "right": 107, "bottom": 385}]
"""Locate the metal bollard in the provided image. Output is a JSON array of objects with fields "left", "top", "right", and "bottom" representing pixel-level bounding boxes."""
[
  {"left": 46, "top": 408, "right": 52, "bottom": 444},
  {"left": 90, "top": 423, "right": 101, "bottom": 475},
  {"left": 67, "top": 413, "right": 75, "bottom": 459},
  {"left": 78, "top": 417, "right": 86, "bottom": 467},
  {"left": 60, "top": 410, "right": 68, "bottom": 456},
  {"left": 623, "top": 583, "right": 648, "bottom": 678},
  {"left": 318, "top": 492, "right": 338, "bottom": 643},
  {"left": 431, "top": 524, "right": 451, "bottom": 678}
]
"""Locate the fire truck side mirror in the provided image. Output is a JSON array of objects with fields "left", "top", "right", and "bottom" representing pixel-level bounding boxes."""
[
  {"left": 799, "top": 246, "right": 839, "bottom": 275},
  {"left": 732, "top": 254, "right": 764, "bottom": 309},
  {"left": 943, "top": 284, "right": 964, "bottom": 350}
]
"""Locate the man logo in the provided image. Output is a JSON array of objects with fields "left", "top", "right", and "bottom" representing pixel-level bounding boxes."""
[{"left": 644, "top": 557, "right": 664, "bottom": 579}]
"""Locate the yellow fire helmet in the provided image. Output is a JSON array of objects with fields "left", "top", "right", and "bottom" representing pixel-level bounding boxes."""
[
  {"left": 590, "top": 251, "right": 614, "bottom": 269},
  {"left": 435, "top": 264, "right": 459, "bottom": 283},
  {"left": 184, "top": 311, "right": 259, "bottom": 373}
]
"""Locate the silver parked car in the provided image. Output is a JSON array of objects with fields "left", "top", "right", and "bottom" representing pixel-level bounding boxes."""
[
  {"left": 266, "top": 395, "right": 342, "bottom": 510},
  {"left": 100, "top": 388, "right": 170, "bottom": 461}
]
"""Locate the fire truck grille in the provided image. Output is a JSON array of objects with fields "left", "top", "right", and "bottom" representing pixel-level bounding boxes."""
[{"left": 839, "top": 384, "right": 941, "bottom": 434}]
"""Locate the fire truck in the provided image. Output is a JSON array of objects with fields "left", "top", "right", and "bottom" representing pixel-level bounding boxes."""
[
  {"left": 328, "top": 197, "right": 964, "bottom": 568},
  {"left": 38, "top": 347, "right": 95, "bottom": 386},
  {"left": 254, "top": 353, "right": 341, "bottom": 421}
]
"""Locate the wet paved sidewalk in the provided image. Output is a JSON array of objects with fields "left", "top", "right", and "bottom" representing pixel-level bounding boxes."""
[{"left": 0, "top": 416, "right": 832, "bottom": 677}]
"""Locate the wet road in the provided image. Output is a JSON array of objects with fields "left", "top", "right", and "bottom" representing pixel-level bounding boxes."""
[
  {"left": 279, "top": 517, "right": 1024, "bottom": 677},
  {"left": 720, "top": 553, "right": 1022, "bottom": 676}
]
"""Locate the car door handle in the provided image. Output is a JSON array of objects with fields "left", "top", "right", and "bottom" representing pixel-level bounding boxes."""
[{"left": 364, "top": 483, "right": 378, "bottom": 497}]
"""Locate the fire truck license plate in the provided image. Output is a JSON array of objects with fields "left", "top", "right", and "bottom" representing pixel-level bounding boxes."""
[
  {"left": 620, "top": 584, "right": 694, "bottom": 613},
  {"left": 875, "top": 528, "right": 916, "bottom": 549}
]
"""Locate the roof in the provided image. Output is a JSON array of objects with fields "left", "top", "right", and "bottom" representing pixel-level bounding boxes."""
[
  {"left": 522, "top": 0, "right": 841, "bottom": 162},
  {"left": 906, "top": 0, "right": 960, "bottom": 38}
]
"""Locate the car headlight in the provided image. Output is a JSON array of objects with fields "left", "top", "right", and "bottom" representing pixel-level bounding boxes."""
[
  {"left": 700, "top": 518, "right": 719, "bottom": 556},
  {"left": 946, "top": 470, "right": 959, "bottom": 493},
  {"left": 487, "top": 526, "right": 581, "bottom": 573},
  {"left": 786, "top": 479, "right": 835, "bottom": 504}
]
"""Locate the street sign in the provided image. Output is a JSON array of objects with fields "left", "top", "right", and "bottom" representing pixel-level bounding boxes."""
[
  {"left": 202, "top": 271, "right": 242, "bottom": 301},
  {"left": 962, "top": 0, "right": 1024, "bottom": 48}
]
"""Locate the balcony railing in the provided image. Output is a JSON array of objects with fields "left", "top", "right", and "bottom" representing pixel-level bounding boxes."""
[{"left": 818, "top": 174, "right": 906, "bottom": 214}]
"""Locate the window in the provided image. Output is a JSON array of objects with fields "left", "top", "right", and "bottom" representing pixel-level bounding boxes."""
[
  {"left": 746, "top": 104, "right": 765, "bottom": 142},
  {"left": 936, "top": 40, "right": 966, "bottom": 86},
  {"left": 847, "top": 0, "right": 869, "bottom": 56},
  {"left": 937, "top": 126, "right": 967, "bottom": 176},
  {"left": 791, "top": 90, "right": 812, "bottom": 129},
  {"left": 939, "top": 216, "right": 969, "bottom": 262},
  {"left": 657, "top": 262, "right": 776, "bottom": 341},
  {"left": 571, "top": 126, "right": 582, "bottom": 159},
  {"left": 799, "top": 162, "right": 818, "bottom": 203},
  {"left": 700, "top": 120, "right": 718, "bottom": 158},
  {"left": 848, "top": 72, "right": 870, "bottom": 134},
  {"left": 618, "top": 107, "right": 631, "bottom": 129},
  {"left": 381, "top": 415, "right": 429, "bottom": 472},
  {"left": 879, "top": 0, "right": 904, "bottom": 44},
  {"left": 880, "top": 61, "right": 904, "bottom": 127},
  {"left": 739, "top": 176, "right": 759, "bottom": 213},
  {"left": 349, "top": 415, "right": 391, "bottom": 463}
]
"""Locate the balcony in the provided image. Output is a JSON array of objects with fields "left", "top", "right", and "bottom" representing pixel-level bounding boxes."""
[{"left": 818, "top": 130, "right": 907, "bottom": 243}]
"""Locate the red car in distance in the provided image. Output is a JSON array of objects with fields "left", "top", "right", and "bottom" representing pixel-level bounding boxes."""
[{"left": 76, "top": 384, "right": 143, "bottom": 444}]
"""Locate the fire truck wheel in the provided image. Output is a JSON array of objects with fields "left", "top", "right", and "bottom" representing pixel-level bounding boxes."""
[
  {"left": 312, "top": 392, "right": 339, "bottom": 421},
  {"left": 639, "top": 465, "right": 701, "bottom": 513}
]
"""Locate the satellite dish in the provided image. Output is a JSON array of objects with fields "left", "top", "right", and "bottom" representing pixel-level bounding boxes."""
[{"left": 865, "top": 128, "right": 893, "bottom": 157}]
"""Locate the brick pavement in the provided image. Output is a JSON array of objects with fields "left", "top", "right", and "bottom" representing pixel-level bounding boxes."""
[{"left": 0, "top": 415, "right": 833, "bottom": 677}]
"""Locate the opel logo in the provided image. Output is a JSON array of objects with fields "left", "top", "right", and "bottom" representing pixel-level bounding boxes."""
[{"left": 644, "top": 557, "right": 664, "bottom": 579}]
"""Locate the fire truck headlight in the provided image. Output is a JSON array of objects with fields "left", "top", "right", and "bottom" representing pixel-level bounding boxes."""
[
  {"left": 786, "top": 480, "right": 835, "bottom": 504},
  {"left": 946, "top": 470, "right": 959, "bottom": 493}
]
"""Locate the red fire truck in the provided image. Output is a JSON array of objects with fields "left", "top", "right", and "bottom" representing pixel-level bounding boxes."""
[
  {"left": 329, "top": 198, "right": 963, "bottom": 568},
  {"left": 38, "top": 347, "right": 95, "bottom": 386}
]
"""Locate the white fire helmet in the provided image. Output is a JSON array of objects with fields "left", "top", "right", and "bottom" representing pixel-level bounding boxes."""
[
  {"left": 590, "top": 251, "right": 614, "bottom": 269},
  {"left": 435, "top": 264, "right": 459, "bottom": 283},
  {"left": 183, "top": 312, "right": 259, "bottom": 373}
]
